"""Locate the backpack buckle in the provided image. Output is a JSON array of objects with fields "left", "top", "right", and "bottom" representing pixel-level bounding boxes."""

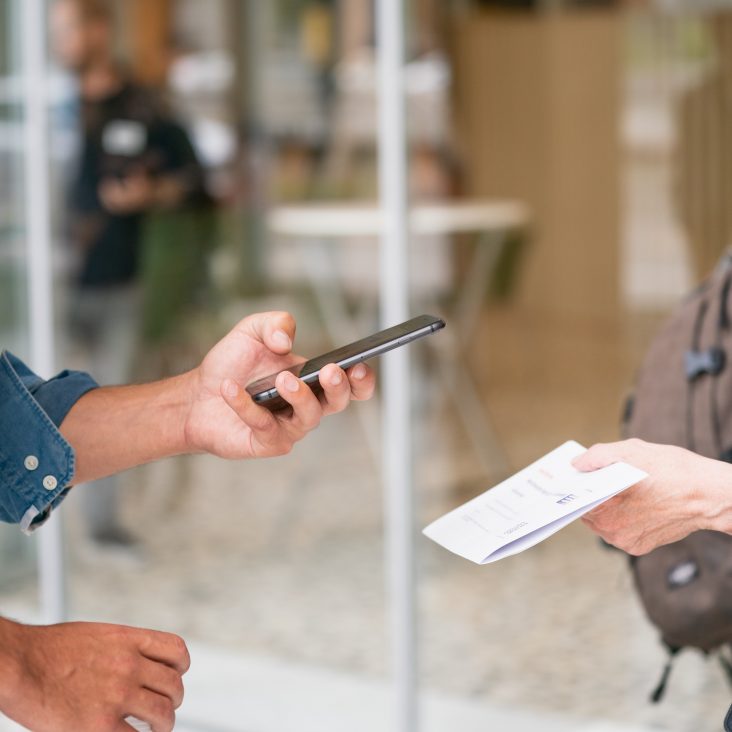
[{"left": 685, "top": 347, "right": 726, "bottom": 380}]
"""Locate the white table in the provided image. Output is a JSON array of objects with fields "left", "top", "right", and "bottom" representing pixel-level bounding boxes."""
[{"left": 267, "top": 199, "right": 531, "bottom": 478}]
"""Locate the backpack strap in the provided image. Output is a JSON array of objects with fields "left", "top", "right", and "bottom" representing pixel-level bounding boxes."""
[
  {"left": 650, "top": 646, "right": 681, "bottom": 703},
  {"left": 719, "top": 272, "right": 732, "bottom": 331},
  {"left": 711, "top": 271, "right": 732, "bottom": 457},
  {"left": 686, "top": 300, "right": 709, "bottom": 453},
  {"left": 725, "top": 704, "right": 732, "bottom": 732}
]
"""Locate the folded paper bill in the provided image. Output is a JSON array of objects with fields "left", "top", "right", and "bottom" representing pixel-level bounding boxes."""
[{"left": 423, "top": 440, "right": 647, "bottom": 564}]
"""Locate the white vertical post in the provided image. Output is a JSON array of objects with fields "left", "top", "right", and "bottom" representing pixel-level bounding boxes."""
[
  {"left": 21, "top": 0, "right": 67, "bottom": 623},
  {"left": 376, "top": 2, "right": 417, "bottom": 732}
]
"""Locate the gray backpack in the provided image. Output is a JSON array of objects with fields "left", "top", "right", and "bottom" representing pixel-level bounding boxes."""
[{"left": 624, "top": 252, "right": 732, "bottom": 710}]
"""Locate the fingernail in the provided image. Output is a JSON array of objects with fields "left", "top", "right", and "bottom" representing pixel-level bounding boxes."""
[
  {"left": 283, "top": 372, "right": 300, "bottom": 393},
  {"left": 330, "top": 370, "right": 343, "bottom": 386},
  {"left": 223, "top": 379, "right": 239, "bottom": 398},
  {"left": 352, "top": 364, "right": 367, "bottom": 380},
  {"left": 273, "top": 330, "right": 292, "bottom": 350}
]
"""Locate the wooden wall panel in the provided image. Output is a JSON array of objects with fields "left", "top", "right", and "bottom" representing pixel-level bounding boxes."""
[{"left": 453, "top": 10, "right": 622, "bottom": 325}]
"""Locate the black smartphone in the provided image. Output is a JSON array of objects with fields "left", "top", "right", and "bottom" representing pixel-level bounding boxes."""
[{"left": 246, "top": 314, "right": 446, "bottom": 412}]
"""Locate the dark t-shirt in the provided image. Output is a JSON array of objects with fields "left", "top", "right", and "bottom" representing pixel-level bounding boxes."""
[{"left": 69, "top": 81, "right": 205, "bottom": 289}]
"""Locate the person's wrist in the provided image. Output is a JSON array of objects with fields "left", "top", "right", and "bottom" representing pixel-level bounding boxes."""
[
  {"left": 168, "top": 367, "right": 201, "bottom": 456},
  {"left": 179, "top": 366, "right": 206, "bottom": 455},
  {"left": 138, "top": 368, "right": 201, "bottom": 459},
  {"left": 695, "top": 457, "right": 732, "bottom": 534}
]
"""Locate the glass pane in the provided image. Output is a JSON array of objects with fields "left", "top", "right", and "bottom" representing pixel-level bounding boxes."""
[
  {"left": 52, "top": 1, "right": 388, "bottom": 728},
  {"left": 419, "top": 3, "right": 732, "bottom": 732}
]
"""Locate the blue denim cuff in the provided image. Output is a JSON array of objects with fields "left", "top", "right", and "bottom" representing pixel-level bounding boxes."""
[
  {"left": 0, "top": 351, "right": 98, "bottom": 532},
  {"left": 5, "top": 352, "right": 99, "bottom": 427}
]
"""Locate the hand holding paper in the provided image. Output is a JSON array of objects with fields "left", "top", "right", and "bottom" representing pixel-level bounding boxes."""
[
  {"left": 573, "top": 439, "right": 732, "bottom": 555},
  {"left": 423, "top": 441, "right": 648, "bottom": 564}
]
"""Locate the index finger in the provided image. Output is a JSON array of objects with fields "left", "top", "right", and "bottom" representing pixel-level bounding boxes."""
[{"left": 221, "top": 379, "right": 287, "bottom": 454}]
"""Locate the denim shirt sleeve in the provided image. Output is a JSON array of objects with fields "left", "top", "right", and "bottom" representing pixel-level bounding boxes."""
[{"left": 0, "top": 351, "right": 98, "bottom": 533}]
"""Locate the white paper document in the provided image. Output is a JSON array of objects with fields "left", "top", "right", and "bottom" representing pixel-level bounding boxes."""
[{"left": 423, "top": 441, "right": 647, "bottom": 564}]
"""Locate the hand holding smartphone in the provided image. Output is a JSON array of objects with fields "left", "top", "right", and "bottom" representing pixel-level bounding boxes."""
[{"left": 246, "top": 314, "right": 446, "bottom": 412}]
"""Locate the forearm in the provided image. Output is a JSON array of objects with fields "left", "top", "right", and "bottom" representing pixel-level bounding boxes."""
[{"left": 59, "top": 370, "right": 196, "bottom": 485}]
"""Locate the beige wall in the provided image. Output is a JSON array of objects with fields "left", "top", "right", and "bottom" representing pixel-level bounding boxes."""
[{"left": 453, "top": 9, "right": 622, "bottom": 325}]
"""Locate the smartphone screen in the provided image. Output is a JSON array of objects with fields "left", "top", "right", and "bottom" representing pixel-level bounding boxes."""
[{"left": 246, "top": 314, "right": 446, "bottom": 411}]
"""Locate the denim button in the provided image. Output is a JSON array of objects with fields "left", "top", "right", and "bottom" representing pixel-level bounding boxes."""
[
  {"left": 24, "top": 455, "right": 39, "bottom": 471},
  {"left": 42, "top": 475, "right": 58, "bottom": 491}
]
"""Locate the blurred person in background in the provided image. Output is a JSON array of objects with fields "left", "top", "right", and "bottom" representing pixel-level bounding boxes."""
[
  {"left": 0, "top": 311, "right": 375, "bottom": 732},
  {"left": 50, "top": 0, "right": 209, "bottom": 555}
]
